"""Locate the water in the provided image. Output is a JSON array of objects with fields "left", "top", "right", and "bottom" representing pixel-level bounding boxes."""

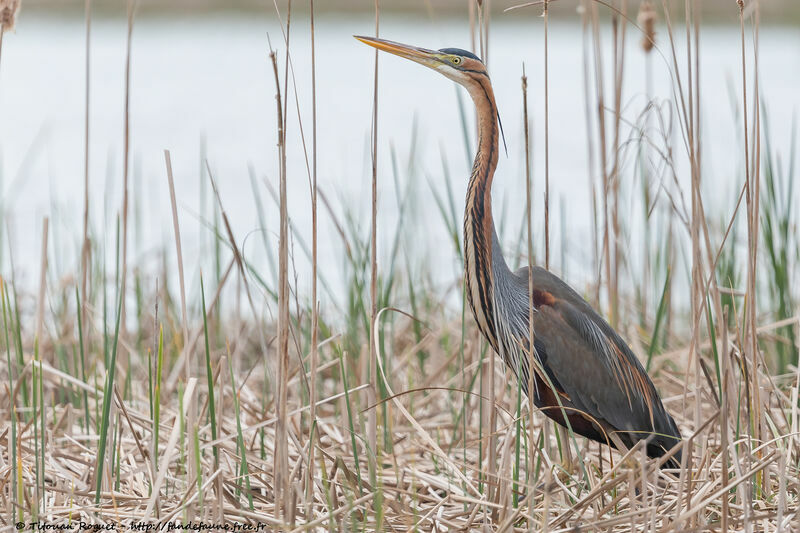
[{"left": 1, "top": 12, "right": 798, "bottom": 310}]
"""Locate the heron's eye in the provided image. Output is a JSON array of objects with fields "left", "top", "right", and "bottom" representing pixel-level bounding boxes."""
[{"left": 451, "top": 56, "right": 462, "bottom": 65}]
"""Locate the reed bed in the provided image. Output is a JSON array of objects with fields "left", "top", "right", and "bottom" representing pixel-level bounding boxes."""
[
  {"left": 3, "top": 290, "right": 799, "bottom": 530},
  {"left": 2, "top": 0, "right": 799, "bottom": 531}
]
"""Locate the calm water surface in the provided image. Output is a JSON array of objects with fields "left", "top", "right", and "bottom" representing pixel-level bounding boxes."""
[{"left": 1, "top": 13, "right": 798, "bottom": 308}]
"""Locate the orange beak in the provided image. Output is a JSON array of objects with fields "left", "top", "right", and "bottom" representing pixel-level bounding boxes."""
[{"left": 354, "top": 35, "right": 440, "bottom": 67}]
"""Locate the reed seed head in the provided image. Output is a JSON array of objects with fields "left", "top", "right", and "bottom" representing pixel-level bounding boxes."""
[
  {"left": 638, "top": 1, "right": 657, "bottom": 53},
  {"left": 0, "top": 0, "right": 20, "bottom": 31}
]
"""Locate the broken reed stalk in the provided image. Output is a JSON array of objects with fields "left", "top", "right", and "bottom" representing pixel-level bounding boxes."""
[
  {"left": 164, "top": 151, "right": 190, "bottom": 377},
  {"left": 269, "top": 44, "right": 290, "bottom": 521},
  {"left": 165, "top": 149, "right": 196, "bottom": 514},
  {"left": 367, "top": 0, "right": 379, "bottom": 463}
]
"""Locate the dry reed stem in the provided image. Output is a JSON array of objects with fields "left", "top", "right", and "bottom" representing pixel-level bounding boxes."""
[
  {"left": 738, "top": 2, "right": 762, "bottom": 497},
  {"left": 164, "top": 149, "right": 196, "bottom": 514},
  {"left": 609, "top": 0, "right": 626, "bottom": 330},
  {"left": 367, "top": 0, "right": 380, "bottom": 463},
  {"left": 587, "top": 2, "right": 613, "bottom": 331},
  {"left": 543, "top": 0, "right": 550, "bottom": 272},
  {"left": 522, "top": 66, "right": 538, "bottom": 530},
  {"left": 164, "top": 151, "right": 190, "bottom": 377},
  {"left": 35, "top": 218, "right": 48, "bottom": 357},
  {"left": 579, "top": 0, "right": 601, "bottom": 307},
  {"left": 80, "top": 0, "right": 91, "bottom": 346},
  {"left": 119, "top": 0, "right": 134, "bottom": 379},
  {"left": 308, "top": 0, "right": 318, "bottom": 524},
  {"left": 270, "top": 41, "right": 291, "bottom": 521}
]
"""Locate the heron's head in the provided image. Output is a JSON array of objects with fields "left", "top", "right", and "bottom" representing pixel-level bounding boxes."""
[{"left": 355, "top": 36, "right": 487, "bottom": 87}]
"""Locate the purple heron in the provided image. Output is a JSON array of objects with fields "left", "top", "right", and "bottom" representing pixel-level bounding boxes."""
[{"left": 356, "top": 36, "right": 683, "bottom": 468}]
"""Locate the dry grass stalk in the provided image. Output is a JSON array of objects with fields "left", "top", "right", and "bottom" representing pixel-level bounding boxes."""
[
  {"left": 164, "top": 149, "right": 195, "bottom": 512},
  {"left": 586, "top": 2, "right": 613, "bottom": 328},
  {"left": 721, "top": 306, "right": 730, "bottom": 533},
  {"left": 522, "top": 66, "right": 537, "bottom": 525},
  {"left": 270, "top": 43, "right": 291, "bottom": 521},
  {"left": 119, "top": 0, "right": 134, "bottom": 377},
  {"left": 367, "top": 0, "right": 380, "bottom": 469},
  {"left": 164, "top": 151, "right": 190, "bottom": 377},
  {"left": 543, "top": 0, "right": 550, "bottom": 271},
  {"left": 580, "top": 0, "right": 601, "bottom": 306},
  {"left": 35, "top": 218, "right": 48, "bottom": 358},
  {"left": 33, "top": 217, "right": 48, "bottom": 513},
  {"left": 80, "top": 0, "right": 91, "bottom": 363},
  {"left": 638, "top": 0, "right": 655, "bottom": 320},
  {"left": 469, "top": 0, "right": 476, "bottom": 54},
  {"left": 681, "top": 2, "right": 705, "bottom": 517},
  {"left": 308, "top": 0, "right": 318, "bottom": 523},
  {"left": 737, "top": 1, "right": 762, "bottom": 495},
  {"left": 609, "top": 1, "right": 627, "bottom": 330},
  {"left": 746, "top": 0, "right": 765, "bottom": 497}
]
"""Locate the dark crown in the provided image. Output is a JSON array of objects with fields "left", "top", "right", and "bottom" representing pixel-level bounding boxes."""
[{"left": 438, "top": 47, "right": 482, "bottom": 62}]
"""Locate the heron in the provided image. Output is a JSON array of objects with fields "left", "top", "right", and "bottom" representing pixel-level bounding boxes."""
[{"left": 356, "top": 35, "right": 683, "bottom": 469}]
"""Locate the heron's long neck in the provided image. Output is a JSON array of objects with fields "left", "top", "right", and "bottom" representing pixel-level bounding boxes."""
[{"left": 463, "top": 77, "right": 509, "bottom": 350}]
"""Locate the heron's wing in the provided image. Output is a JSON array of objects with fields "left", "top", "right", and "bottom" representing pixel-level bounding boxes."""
[{"left": 518, "top": 266, "right": 680, "bottom": 449}]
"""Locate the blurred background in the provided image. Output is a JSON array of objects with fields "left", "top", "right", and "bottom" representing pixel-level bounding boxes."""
[{"left": 1, "top": 0, "right": 799, "bottom": 314}]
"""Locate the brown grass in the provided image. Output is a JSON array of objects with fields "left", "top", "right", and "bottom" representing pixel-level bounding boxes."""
[{"left": 8, "top": 309, "right": 799, "bottom": 529}]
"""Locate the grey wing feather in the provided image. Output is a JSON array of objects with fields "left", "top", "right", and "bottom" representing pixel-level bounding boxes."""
[{"left": 513, "top": 266, "right": 680, "bottom": 446}]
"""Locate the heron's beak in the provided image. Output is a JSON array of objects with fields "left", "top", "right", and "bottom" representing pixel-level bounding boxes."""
[{"left": 355, "top": 36, "right": 440, "bottom": 68}]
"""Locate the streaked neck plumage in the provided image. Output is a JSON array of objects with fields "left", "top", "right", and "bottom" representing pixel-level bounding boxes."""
[{"left": 462, "top": 72, "right": 511, "bottom": 352}]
